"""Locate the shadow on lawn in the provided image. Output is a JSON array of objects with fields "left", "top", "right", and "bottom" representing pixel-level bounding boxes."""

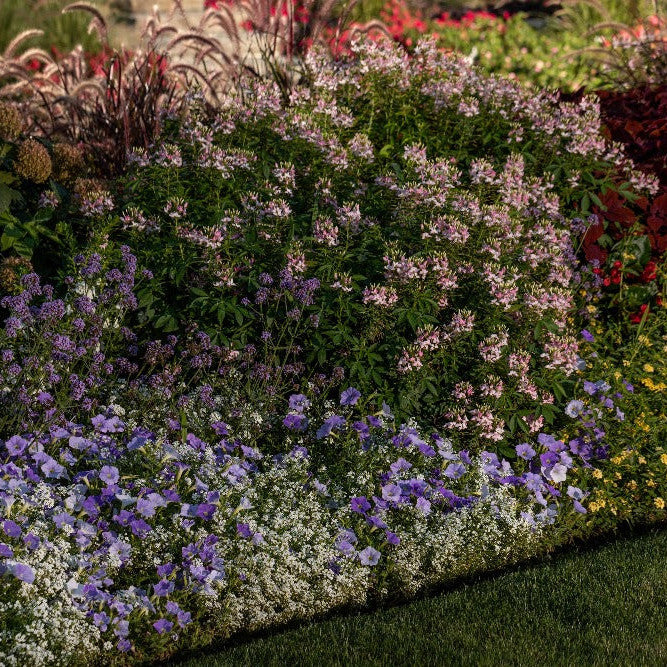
[{"left": 162, "top": 518, "right": 667, "bottom": 666}]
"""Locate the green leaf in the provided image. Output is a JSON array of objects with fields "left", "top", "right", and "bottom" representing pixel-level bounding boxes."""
[
  {"left": 589, "top": 192, "right": 606, "bottom": 211},
  {"left": 379, "top": 144, "right": 394, "bottom": 158},
  {"left": 580, "top": 193, "right": 590, "bottom": 214},
  {"left": 0, "top": 183, "right": 20, "bottom": 214}
]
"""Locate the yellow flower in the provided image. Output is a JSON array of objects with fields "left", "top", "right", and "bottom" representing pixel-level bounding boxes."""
[
  {"left": 648, "top": 479, "right": 657, "bottom": 488},
  {"left": 644, "top": 363, "right": 655, "bottom": 373},
  {"left": 626, "top": 480, "right": 638, "bottom": 491},
  {"left": 655, "top": 497, "right": 665, "bottom": 510},
  {"left": 638, "top": 335, "right": 652, "bottom": 347},
  {"left": 592, "top": 468, "right": 603, "bottom": 479},
  {"left": 623, "top": 360, "right": 630, "bottom": 367},
  {"left": 638, "top": 455, "right": 647, "bottom": 464},
  {"left": 589, "top": 501, "right": 599, "bottom": 512},
  {"left": 661, "top": 453, "right": 667, "bottom": 466}
]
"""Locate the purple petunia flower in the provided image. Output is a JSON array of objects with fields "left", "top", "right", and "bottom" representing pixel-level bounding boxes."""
[
  {"left": 130, "top": 519, "right": 151, "bottom": 538},
  {"left": 177, "top": 610, "right": 192, "bottom": 627},
  {"left": 283, "top": 413, "right": 308, "bottom": 431},
  {"left": 288, "top": 394, "right": 311, "bottom": 413},
  {"left": 381, "top": 484, "right": 402, "bottom": 503},
  {"left": 565, "top": 400, "right": 585, "bottom": 418},
  {"left": 572, "top": 500, "right": 587, "bottom": 514},
  {"left": 581, "top": 329, "right": 594, "bottom": 342},
  {"left": 196, "top": 504, "right": 216, "bottom": 521},
  {"left": 154, "top": 579, "right": 175, "bottom": 597},
  {"left": 11, "top": 562, "right": 34, "bottom": 584},
  {"left": 352, "top": 421, "right": 371, "bottom": 440},
  {"left": 340, "top": 387, "right": 361, "bottom": 406},
  {"left": 416, "top": 497, "right": 431, "bottom": 515},
  {"left": 157, "top": 563, "right": 175, "bottom": 578},
  {"left": 236, "top": 523, "right": 253, "bottom": 539},
  {"left": 583, "top": 380, "right": 597, "bottom": 395},
  {"left": 0, "top": 543, "right": 14, "bottom": 558},
  {"left": 540, "top": 451, "right": 560, "bottom": 468},
  {"left": 385, "top": 531, "right": 400, "bottom": 546},
  {"left": 153, "top": 619, "right": 173, "bottom": 634},
  {"left": 211, "top": 421, "right": 229, "bottom": 436},
  {"left": 389, "top": 458, "right": 412, "bottom": 475},
  {"left": 316, "top": 415, "right": 346, "bottom": 439},
  {"left": 350, "top": 496, "right": 371, "bottom": 514},
  {"left": 358, "top": 546, "right": 381, "bottom": 566},
  {"left": 99, "top": 465, "right": 119, "bottom": 485},
  {"left": 336, "top": 540, "right": 356, "bottom": 556},
  {"left": 515, "top": 443, "right": 536, "bottom": 460},
  {"left": 366, "top": 515, "right": 388, "bottom": 530},
  {"left": 443, "top": 462, "right": 466, "bottom": 479},
  {"left": 5, "top": 435, "right": 28, "bottom": 457},
  {"left": 2, "top": 520, "right": 21, "bottom": 539},
  {"left": 117, "top": 639, "right": 132, "bottom": 652},
  {"left": 38, "top": 455, "right": 66, "bottom": 479}
]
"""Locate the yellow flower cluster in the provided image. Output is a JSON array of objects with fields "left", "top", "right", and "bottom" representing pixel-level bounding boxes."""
[
  {"left": 589, "top": 498, "right": 607, "bottom": 512},
  {"left": 610, "top": 449, "right": 632, "bottom": 465},
  {"left": 655, "top": 497, "right": 665, "bottom": 510},
  {"left": 641, "top": 377, "right": 667, "bottom": 392},
  {"left": 634, "top": 412, "right": 651, "bottom": 432}
]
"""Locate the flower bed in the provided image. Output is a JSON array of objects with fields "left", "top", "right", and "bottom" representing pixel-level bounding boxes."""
[{"left": 0, "top": 32, "right": 666, "bottom": 665}]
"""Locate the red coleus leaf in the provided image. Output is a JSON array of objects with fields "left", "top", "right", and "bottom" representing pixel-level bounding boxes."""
[
  {"left": 596, "top": 190, "right": 637, "bottom": 226},
  {"left": 582, "top": 218, "right": 608, "bottom": 263},
  {"left": 647, "top": 192, "right": 667, "bottom": 252}
]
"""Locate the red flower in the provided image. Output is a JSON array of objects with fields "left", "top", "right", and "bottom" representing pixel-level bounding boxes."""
[
  {"left": 630, "top": 303, "right": 649, "bottom": 324},
  {"left": 640, "top": 261, "right": 657, "bottom": 282}
]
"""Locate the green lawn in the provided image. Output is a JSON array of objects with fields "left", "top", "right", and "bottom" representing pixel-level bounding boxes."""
[{"left": 174, "top": 529, "right": 667, "bottom": 666}]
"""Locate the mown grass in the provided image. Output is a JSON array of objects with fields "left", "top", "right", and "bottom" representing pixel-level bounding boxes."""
[{"left": 174, "top": 528, "right": 667, "bottom": 666}]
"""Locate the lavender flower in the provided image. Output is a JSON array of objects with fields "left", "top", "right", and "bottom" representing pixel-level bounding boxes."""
[
  {"left": 358, "top": 547, "right": 381, "bottom": 566},
  {"left": 340, "top": 387, "right": 361, "bottom": 406}
]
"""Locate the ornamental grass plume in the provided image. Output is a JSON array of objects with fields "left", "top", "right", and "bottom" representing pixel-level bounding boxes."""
[
  {"left": 0, "top": 1, "right": 389, "bottom": 174},
  {"left": 13, "top": 138, "right": 52, "bottom": 183},
  {"left": 557, "top": 0, "right": 667, "bottom": 89}
]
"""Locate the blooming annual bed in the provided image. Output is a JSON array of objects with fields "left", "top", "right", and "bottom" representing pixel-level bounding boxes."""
[{"left": 0, "top": 37, "right": 660, "bottom": 664}]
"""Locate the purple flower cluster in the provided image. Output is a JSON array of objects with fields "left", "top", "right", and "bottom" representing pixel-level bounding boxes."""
[{"left": 0, "top": 411, "right": 264, "bottom": 654}]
